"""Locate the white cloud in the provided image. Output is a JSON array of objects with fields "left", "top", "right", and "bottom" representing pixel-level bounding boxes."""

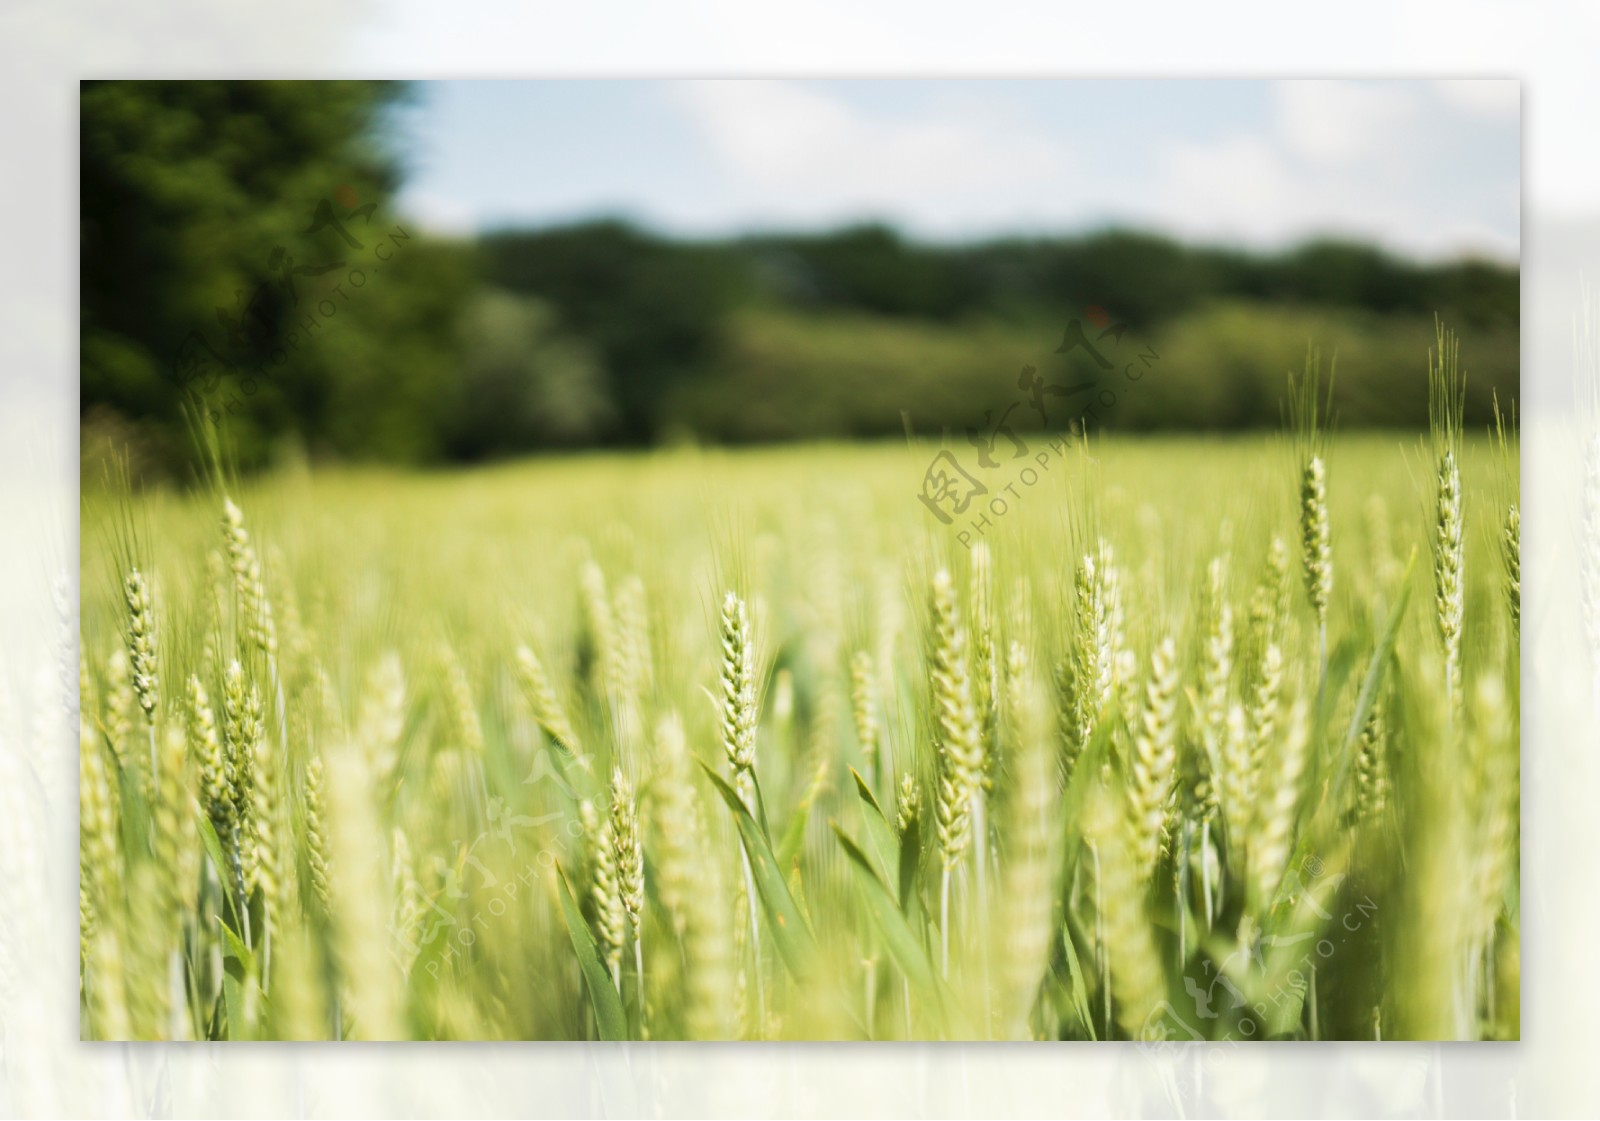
[
  {"left": 1146, "top": 134, "right": 1309, "bottom": 245},
  {"left": 1275, "top": 80, "right": 1422, "bottom": 167},
  {"left": 1138, "top": 80, "right": 1517, "bottom": 260},
  {"left": 669, "top": 80, "right": 1075, "bottom": 233}
]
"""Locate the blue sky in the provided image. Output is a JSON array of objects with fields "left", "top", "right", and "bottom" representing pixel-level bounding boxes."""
[{"left": 386, "top": 80, "right": 1519, "bottom": 260}]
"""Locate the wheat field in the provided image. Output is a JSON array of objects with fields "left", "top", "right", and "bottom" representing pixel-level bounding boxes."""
[{"left": 78, "top": 355, "right": 1519, "bottom": 1041}]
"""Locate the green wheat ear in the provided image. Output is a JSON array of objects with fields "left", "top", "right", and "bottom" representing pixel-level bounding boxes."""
[
  {"left": 1352, "top": 696, "right": 1389, "bottom": 821},
  {"left": 1248, "top": 697, "right": 1309, "bottom": 915},
  {"left": 1083, "top": 784, "right": 1165, "bottom": 1040},
  {"left": 1064, "top": 540, "right": 1122, "bottom": 781},
  {"left": 1125, "top": 634, "right": 1181, "bottom": 876},
  {"left": 929, "top": 566, "right": 983, "bottom": 977},
  {"left": 610, "top": 768, "right": 644, "bottom": 939},
  {"left": 123, "top": 569, "right": 159, "bottom": 721},
  {"left": 220, "top": 660, "right": 263, "bottom": 865},
  {"left": 222, "top": 497, "right": 277, "bottom": 660},
  {"left": 929, "top": 568, "right": 982, "bottom": 871},
  {"left": 1429, "top": 320, "right": 1467, "bottom": 709},
  {"left": 588, "top": 794, "right": 625, "bottom": 990},
  {"left": 188, "top": 674, "right": 230, "bottom": 834},
  {"left": 998, "top": 660, "right": 1059, "bottom": 1040},
  {"left": 717, "top": 590, "right": 759, "bottom": 810},
  {"left": 1287, "top": 346, "right": 1334, "bottom": 643},
  {"left": 303, "top": 754, "right": 331, "bottom": 915},
  {"left": 515, "top": 641, "right": 585, "bottom": 762},
  {"left": 609, "top": 766, "right": 646, "bottom": 1011},
  {"left": 896, "top": 772, "right": 922, "bottom": 835}
]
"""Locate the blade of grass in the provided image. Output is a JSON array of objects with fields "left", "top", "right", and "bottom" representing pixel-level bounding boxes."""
[
  {"left": 1059, "top": 927, "right": 1098, "bottom": 1041},
  {"left": 1323, "top": 547, "right": 1418, "bottom": 825},
  {"left": 849, "top": 766, "right": 898, "bottom": 882},
  {"left": 834, "top": 825, "right": 940, "bottom": 993},
  {"left": 833, "top": 824, "right": 949, "bottom": 1031},
  {"left": 556, "top": 864, "right": 629, "bottom": 1041},
  {"left": 701, "top": 763, "right": 816, "bottom": 979}
]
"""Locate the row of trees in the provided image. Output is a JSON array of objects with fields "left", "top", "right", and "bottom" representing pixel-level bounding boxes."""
[{"left": 81, "top": 81, "right": 1520, "bottom": 475}]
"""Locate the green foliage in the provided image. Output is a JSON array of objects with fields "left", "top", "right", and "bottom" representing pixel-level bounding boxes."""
[
  {"left": 449, "top": 288, "right": 613, "bottom": 456},
  {"left": 80, "top": 80, "right": 474, "bottom": 470},
  {"left": 480, "top": 222, "right": 749, "bottom": 442},
  {"left": 79, "top": 78, "right": 1519, "bottom": 474},
  {"left": 557, "top": 867, "right": 629, "bottom": 1040},
  {"left": 666, "top": 302, "right": 1517, "bottom": 442}
]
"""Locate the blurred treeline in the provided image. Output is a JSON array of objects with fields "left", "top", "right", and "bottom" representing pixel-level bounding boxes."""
[{"left": 81, "top": 80, "right": 1519, "bottom": 476}]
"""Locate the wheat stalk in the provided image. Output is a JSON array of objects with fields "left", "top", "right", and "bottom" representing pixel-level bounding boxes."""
[
  {"left": 220, "top": 660, "right": 262, "bottom": 892},
  {"left": 322, "top": 746, "right": 402, "bottom": 1039},
  {"left": 1248, "top": 697, "right": 1309, "bottom": 915},
  {"left": 714, "top": 585, "right": 767, "bottom": 1029},
  {"left": 1288, "top": 349, "right": 1334, "bottom": 687},
  {"left": 102, "top": 647, "right": 134, "bottom": 774},
  {"left": 1300, "top": 456, "right": 1332, "bottom": 628},
  {"left": 650, "top": 713, "right": 737, "bottom": 1038},
  {"left": 1247, "top": 641, "right": 1283, "bottom": 774},
  {"left": 123, "top": 569, "right": 159, "bottom": 720},
  {"left": 896, "top": 773, "right": 921, "bottom": 835},
  {"left": 188, "top": 677, "right": 230, "bottom": 832},
  {"left": 610, "top": 766, "right": 645, "bottom": 1005},
  {"left": 303, "top": 754, "right": 332, "bottom": 915},
  {"left": 1084, "top": 787, "right": 1165, "bottom": 1040},
  {"left": 717, "top": 592, "right": 759, "bottom": 810},
  {"left": 1064, "top": 542, "right": 1121, "bottom": 779},
  {"left": 1125, "top": 635, "right": 1181, "bottom": 876},
  {"left": 1430, "top": 322, "right": 1467, "bottom": 712},
  {"left": 929, "top": 567, "right": 982, "bottom": 975},
  {"left": 1352, "top": 697, "right": 1389, "bottom": 821},
  {"left": 1218, "top": 699, "right": 1254, "bottom": 881},
  {"left": 1197, "top": 557, "right": 1234, "bottom": 756},
  {"left": 587, "top": 795, "right": 626, "bottom": 991},
  {"left": 998, "top": 661, "right": 1059, "bottom": 1039},
  {"left": 122, "top": 567, "right": 160, "bottom": 778},
  {"left": 222, "top": 498, "right": 278, "bottom": 660}
]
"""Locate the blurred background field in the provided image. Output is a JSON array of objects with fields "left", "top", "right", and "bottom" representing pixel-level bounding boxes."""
[{"left": 81, "top": 432, "right": 1516, "bottom": 700}]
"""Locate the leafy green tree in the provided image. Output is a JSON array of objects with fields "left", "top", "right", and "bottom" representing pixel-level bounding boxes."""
[
  {"left": 80, "top": 80, "right": 466, "bottom": 468},
  {"left": 481, "top": 221, "right": 749, "bottom": 442},
  {"left": 449, "top": 288, "right": 614, "bottom": 457}
]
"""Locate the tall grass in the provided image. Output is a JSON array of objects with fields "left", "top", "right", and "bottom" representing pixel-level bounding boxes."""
[{"left": 78, "top": 334, "right": 1518, "bottom": 1040}]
